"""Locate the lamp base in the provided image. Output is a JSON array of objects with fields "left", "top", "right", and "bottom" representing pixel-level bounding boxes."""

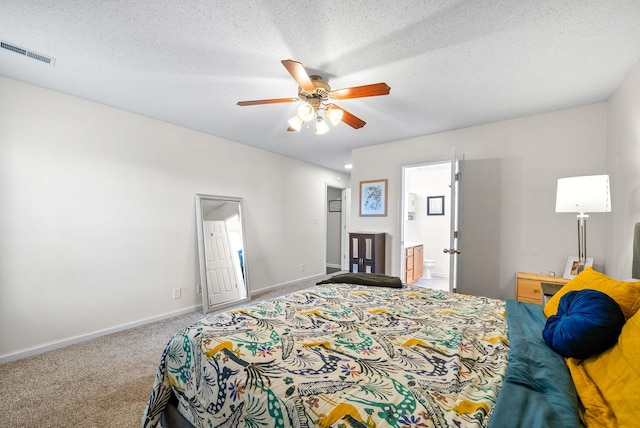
[{"left": 577, "top": 214, "right": 589, "bottom": 262}]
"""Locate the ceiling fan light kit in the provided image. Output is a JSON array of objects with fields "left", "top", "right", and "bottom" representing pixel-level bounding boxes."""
[
  {"left": 237, "top": 59, "right": 390, "bottom": 135},
  {"left": 297, "top": 102, "right": 316, "bottom": 121},
  {"left": 315, "top": 116, "right": 330, "bottom": 135},
  {"left": 287, "top": 115, "right": 303, "bottom": 132},
  {"left": 325, "top": 104, "right": 344, "bottom": 126}
]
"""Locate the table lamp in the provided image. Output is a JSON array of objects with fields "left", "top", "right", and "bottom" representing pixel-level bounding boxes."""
[{"left": 555, "top": 174, "right": 611, "bottom": 273}]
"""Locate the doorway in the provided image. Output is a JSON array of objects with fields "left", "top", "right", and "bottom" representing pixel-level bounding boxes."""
[
  {"left": 401, "top": 157, "right": 462, "bottom": 292},
  {"left": 326, "top": 185, "right": 349, "bottom": 274}
]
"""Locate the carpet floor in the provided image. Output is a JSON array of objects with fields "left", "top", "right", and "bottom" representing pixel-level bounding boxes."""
[{"left": 0, "top": 274, "right": 335, "bottom": 427}]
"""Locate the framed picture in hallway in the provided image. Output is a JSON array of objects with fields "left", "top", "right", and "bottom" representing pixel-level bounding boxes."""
[
  {"left": 328, "top": 200, "right": 342, "bottom": 212},
  {"left": 427, "top": 195, "right": 445, "bottom": 215},
  {"left": 360, "top": 179, "right": 388, "bottom": 216}
]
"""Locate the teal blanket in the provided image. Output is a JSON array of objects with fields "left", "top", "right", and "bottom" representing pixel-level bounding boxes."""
[{"left": 489, "top": 300, "right": 580, "bottom": 428}]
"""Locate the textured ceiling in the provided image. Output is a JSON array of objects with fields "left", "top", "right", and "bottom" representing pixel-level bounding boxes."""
[{"left": 1, "top": 1, "right": 639, "bottom": 172}]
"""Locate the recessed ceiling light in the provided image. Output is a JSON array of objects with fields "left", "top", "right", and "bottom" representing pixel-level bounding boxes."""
[{"left": 344, "top": 164, "right": 352, "bottom": 170}]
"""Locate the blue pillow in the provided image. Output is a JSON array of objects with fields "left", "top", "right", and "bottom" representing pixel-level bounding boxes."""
[{"left": 542, "top": 289, "right": 625, "bottom": 359}]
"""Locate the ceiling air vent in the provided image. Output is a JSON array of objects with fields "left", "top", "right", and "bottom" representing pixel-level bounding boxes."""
[{"left": 1, "top": 40, "right": 56, "bottom": 66}]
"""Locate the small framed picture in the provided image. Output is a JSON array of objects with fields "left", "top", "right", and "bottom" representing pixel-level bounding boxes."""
[
  {"left": 427, "top": 195, "right": 445, "bottom": 216},
  {"left": 563, "top": 256, "right": 594, "bottom": 279},
  {"left": 360, "top": 179, "right": 388, "bottom": 217},
  {"left": 328, "top": 200, "right": 341, "bottom": 212}
]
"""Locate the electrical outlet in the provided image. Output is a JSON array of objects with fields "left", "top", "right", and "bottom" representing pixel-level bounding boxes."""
[
  {"left": 196, "top": 283, "right": 202, "bottom": 294},
  {"left": 300, "top": 264, "right": 305, "bottom": 271},
  {"left": 173, "top": 288, "right": 182, "bottom": 299}
]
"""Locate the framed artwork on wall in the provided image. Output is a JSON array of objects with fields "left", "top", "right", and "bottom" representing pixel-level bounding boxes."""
[
  {"left": 427, "top": 195, "right": 445, "bottom": 215},
  {"left": 563, "top": 256, "right": 594, "bottom": 279},
  {"left": 328, "top": 200, "right": 342, "bottom": 212},
  {"left": 360, "top": 179, "right": 388, "bottom": 217}
]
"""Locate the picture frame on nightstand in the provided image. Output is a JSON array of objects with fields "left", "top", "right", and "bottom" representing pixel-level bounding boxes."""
[{"left": 563, "top": 256, "right": 594, "bottom": 279}]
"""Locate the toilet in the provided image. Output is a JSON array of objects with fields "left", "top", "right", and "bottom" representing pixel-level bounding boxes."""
[{"left": 423, "top": 259, "right": 436, "bottom": 279}]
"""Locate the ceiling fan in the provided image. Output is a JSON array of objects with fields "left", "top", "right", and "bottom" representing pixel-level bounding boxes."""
[{"left": 237, "top": 59, "right": 390, "bottom": 134}]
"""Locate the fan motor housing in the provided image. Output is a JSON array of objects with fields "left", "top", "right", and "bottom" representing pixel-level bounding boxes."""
[{"left": 299, "top": 75, "right": 331, "bottom": 102}]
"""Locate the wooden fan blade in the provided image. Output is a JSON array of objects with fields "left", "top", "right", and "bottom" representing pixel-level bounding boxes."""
[
  {"left": 281, "top": 59, "right": 315, "bottom": 92},
  {"left": 237, "top": 97, "right": 298, "bottom": 106},
  {"left": 331, "top": 82, "right": 390, "bottom": 100},
  {"left": 334, "top": 106, "right": 366, "bottom": 129}
]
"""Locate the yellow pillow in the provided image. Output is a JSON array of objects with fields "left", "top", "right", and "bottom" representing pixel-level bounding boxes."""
[
  {"left": 543, "top": 267, "right": 640, "bottom": 319},
  {"left": 566, "top": 309, "right": 640, "bottom": 427}
]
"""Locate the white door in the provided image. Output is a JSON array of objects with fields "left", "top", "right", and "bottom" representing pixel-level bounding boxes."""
[
  {"left": 445, "top": 151, "right": 463, "bottom": 293},
  {"left": 203, "top": 220, "right": 239, "bottom": 307}
]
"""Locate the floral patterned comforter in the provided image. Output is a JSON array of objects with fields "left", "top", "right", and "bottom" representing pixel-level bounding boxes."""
[{"left": 142, "top": 284, "right": 509, "bottom": 428}]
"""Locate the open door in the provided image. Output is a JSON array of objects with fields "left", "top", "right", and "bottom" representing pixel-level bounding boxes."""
[{"left": 444, "top": 150, "right": 463, "bottom": 293}]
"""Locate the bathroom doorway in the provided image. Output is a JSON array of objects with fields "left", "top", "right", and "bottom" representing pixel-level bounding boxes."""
[{"left": 401, "top": 155, "right": 462, "bottom": 292}]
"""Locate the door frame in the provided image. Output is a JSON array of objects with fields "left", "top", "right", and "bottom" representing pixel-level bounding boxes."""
[
  {"left": 325, "top": 183, "right": 349, "bottom": 273},
  {"left": 400, "top": 155, "right": 463, "bottom": 291}
]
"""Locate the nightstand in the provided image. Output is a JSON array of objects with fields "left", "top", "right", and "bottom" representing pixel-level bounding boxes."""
[{"left": 516, "top": 272, "right": 570, "bottom": 305}]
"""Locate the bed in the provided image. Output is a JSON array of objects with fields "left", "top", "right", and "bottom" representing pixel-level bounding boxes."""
[{"left": 142, "top": 270, "right": 640, "bottom": 427}]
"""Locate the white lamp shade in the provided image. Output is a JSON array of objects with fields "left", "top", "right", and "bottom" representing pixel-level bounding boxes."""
[
  {"left": 297, "top": 103, "right": 315, "bottom": 122},
  {"left": 555, "top": 174, "right": 611, "bottom": 214},
  {"left": 315, "top": 117, "right": 330, "bottom": 135},
  {"left": 325, "top": 104, "right": 344, "bottom": 126},
  {"left": 287, "top": 115, "right": 303, "bottom": 132}
]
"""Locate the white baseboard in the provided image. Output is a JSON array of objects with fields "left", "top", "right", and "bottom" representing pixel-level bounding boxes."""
[
  {"left": 2, "top": 272, "right": 333, "bottom": 364},
  {"left": 0, "top": 305, "right": 201, "bottom": 364},
  {"left": 326, "top": 263, "right": 341, "bottom": 269},
  {"left": 426, "top": 272, "right": 448, "bottom": 278},
  {"left": 252, "top": 272, "right": 325, "bottom": 295}
]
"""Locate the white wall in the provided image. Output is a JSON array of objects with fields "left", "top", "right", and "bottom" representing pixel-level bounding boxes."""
[
  {"left": 351, "top": 103, "right": 609, "bottom": 300},
  {"left": 606, "top": 59, "right": 640, "bottom": 279},
  {"left": 0, "top": 76, "right": 350, "bottom": 361}
]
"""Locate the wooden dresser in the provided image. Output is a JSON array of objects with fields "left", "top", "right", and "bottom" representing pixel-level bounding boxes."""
[
  {"left": 516, "top": 272, "right": 570, "bottom": 305},
  {"left": 404, "top": 244, "right": 424, "bottom": 284},
  {"left": 349, "top": 232, "right": 385, "bottom": 274}
]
